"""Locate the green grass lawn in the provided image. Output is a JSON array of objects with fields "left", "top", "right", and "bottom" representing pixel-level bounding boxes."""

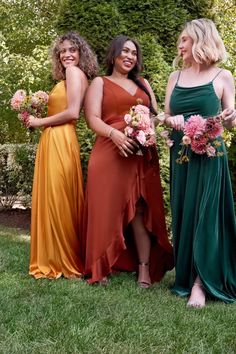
[{"left": 0, "top": 225, "right": 236, "bottom": 354}]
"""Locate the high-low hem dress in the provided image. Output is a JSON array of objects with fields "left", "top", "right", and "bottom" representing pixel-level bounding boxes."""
[
  {"left": 82, "top": 77, "right": 174, "bottom": 284},
  {"left": 29, "top": 81, "right": 84, "bottom": 279},
  {"left": 169, "top": 74, "right": 236, "bottom": 303}
]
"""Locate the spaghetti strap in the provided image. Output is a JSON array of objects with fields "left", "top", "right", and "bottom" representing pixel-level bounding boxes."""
[
  {"left": 176, "top": 70, "right": 181, "bottom": 85},
  {"left": 212, "top": 69, "right": 223, "bottom": 82}
]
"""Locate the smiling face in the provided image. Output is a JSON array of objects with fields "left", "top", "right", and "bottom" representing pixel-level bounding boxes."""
[
  {"left": 114, "top": 40, "right": 137, "bottom": 74},
  {"left": 178, "top": 31, "right": 194, "bottom": 64},
  {"left": 59, "top": 39, "right": 80, "bottom": 69}
]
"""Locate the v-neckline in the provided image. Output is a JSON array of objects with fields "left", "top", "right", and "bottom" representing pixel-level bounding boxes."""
[{"left": 104, "top": 77, "right": 139, "bottom": 97}]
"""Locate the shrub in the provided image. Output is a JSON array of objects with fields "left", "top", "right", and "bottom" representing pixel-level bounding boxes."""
[
  {"left": 228, "top": 132, "right": 236, "bottom": 207},
  {"left": 137, "top": 33, "right": 172, "bottom": 108},
  {"left": 77, "top": 116, "right": 95, "bottom": 181},
  {"left": 0, "top": 144, "right": 36, "bottom": 209}
]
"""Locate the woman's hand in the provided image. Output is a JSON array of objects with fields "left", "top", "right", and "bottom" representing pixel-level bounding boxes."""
[
  {"left": 221, "top": 108, "right": 236, "bottom": 128},
  {"left": 110, "top": 129, "right": 139, "bottom": 157},
  {"left": 25, "top": 115, "right": 42, "bottom": 129},
  {"left": 165, "top": 114, "right": 185, "bottom": 131}
]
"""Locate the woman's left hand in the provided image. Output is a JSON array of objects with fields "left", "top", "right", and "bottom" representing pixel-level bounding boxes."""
[
  {"left": 25, "top": 115, "right": 42, "bottom": 128},
  {"left": 110, "top": 129, "right": 139, "bottom": 157},
  {"left": 221, "top": 108, "right": 236, "bottom": 126}
]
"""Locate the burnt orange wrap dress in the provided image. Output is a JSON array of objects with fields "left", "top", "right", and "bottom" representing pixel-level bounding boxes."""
[
  {"left": 83, "top": 77, "right": 174, "bottom": 283},
  {"left": 29, "top": 81, "right": 84, "bottom": 279}
]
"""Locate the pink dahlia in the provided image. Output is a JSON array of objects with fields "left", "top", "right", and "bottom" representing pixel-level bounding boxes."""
[
  {"left": 205, "top": 117, "right": 223, "bottom": 139},
  {"left": 18, "top": 111, "right": 29, "bottom": 123},
  {"left": 184, "top": 115, "right": 206, "bottom": 139},
  {"left": 191, "top": 136, "right": 208, "bottom": 154}
]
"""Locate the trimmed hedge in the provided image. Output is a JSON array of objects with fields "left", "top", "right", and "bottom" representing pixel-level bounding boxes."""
[{"left": 56, "top": 0, "right": 215, "bottom": 65}]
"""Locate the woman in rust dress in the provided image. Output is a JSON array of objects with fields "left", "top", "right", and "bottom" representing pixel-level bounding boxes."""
[{"left": 83, "top": 35, "right": 173, "bottom": 286}]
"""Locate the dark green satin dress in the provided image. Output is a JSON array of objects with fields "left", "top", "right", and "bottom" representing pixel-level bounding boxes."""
[{"left": 169, "top": 79, "right": 236, "bottom": 303}]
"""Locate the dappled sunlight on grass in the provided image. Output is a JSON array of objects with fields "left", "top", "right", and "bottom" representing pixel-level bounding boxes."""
[{"left": 0, "top": 226, "right": 30, "bottom": 242}]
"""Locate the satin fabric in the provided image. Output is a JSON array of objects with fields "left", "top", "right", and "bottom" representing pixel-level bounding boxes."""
[
  {"left": 170, "top": 81, "right": 236, "bottom": 302},
  {"left": 29, "top": 81, "right": 84, "bottom": 279},
  {"left": 82, "top": 77, "right": 174, "bottom": 284}
]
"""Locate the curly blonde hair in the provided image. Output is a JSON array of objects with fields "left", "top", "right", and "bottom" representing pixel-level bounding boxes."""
[
  {"left": 174, "top": 18, "right": 227, "bottom": 67},
  {"left": 51, "top": 32, "right": 98, "bottom": 80}
]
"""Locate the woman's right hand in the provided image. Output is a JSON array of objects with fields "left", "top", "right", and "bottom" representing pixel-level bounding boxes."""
[
  {"left": 110, "top": 129, "right": 139, "bottom": 157},
  {"left": 165, "top": 114, "right": 185, "bottom": 131}
]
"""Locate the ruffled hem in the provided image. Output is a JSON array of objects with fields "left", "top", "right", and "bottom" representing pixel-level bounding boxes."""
[
  {"left": 86, "top": 159, "right": 174, "bottom": 284},
  {"left": 86, "top": 234, "right": 126, "bottom": 284}
]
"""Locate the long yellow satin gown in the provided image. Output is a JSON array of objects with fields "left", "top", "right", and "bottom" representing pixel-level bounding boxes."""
[{"left": 29, "top": 81, "right": 84, "bottom": 279}]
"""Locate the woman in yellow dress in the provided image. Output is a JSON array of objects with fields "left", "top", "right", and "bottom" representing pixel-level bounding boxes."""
[{"left": 27, "top": 32, "right": 98, "bottom": 279}]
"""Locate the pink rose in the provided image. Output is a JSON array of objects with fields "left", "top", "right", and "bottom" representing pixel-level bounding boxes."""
[
  {"left": 11, "top": 90, "right": 26, "bottom": 111},
  {"left": 124, "top": 114, "right": 132, "bottom": 124},
  {"left": 146, "top": 135, "right": 156, "bottom": 146},
  {"left": 160, "top": 130, "right": 170, "bottom": 139},
  {"left": 182, "top": 135, "right": 191, "bottom": 145},
  {"left": 166, "top": 138, "right": 174, "bottom": 147},
  {"left": 206, "top": 145, "right": 216, "bottom": 157},
  {"left": 134, "top": 104, "right": 150, "bottom": 115},
  {"left": 136, "top": 130, "right": 146, "bottom": 145},
  {"left": 124, "top": 126, "right": 134, "bottom": 136},
  {"left": 137, "top": 114, "right": 151, "bottom": 129}
]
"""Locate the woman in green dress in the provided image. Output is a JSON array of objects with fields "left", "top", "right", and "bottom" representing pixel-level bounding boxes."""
[{"left": 164, "top": 18, "right": 236, "bottom": 308}]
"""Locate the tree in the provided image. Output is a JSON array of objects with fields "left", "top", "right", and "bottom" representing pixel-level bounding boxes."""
[
  {"left": 214, "top": 0, "right": 236, "bottom": 76},
  {"left": 0, "top": 0, "right": 59, "bottom": 142}
]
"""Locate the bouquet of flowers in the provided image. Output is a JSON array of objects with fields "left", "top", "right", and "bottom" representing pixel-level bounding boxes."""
[
  {"left": 176, "top": 114, "right": 224, "bottom": 164},
  {"left": 152, "top": 112, "right": 174, "bottom": 149},
  {"left": 124, "top": 102, "right": 156, "bottom": 154},
  {"left": 156, "top": 112, "right": 174, "bottom": 148},
  {"left": 10, "top": 89, "right": 49, "bottom": 127}
]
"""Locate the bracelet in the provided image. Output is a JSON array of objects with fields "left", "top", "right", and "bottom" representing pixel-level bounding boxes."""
[{"left": 108, "top": 128, "right": 115, "bottom": 138}]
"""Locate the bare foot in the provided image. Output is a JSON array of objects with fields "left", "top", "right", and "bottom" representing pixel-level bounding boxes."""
[{"left": 187, "top": 281, "right": 206, "bottom": 309}]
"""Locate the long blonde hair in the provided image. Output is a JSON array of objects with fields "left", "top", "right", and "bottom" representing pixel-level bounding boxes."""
[
  {"left": 51, "top": 32, "right": 98, "bottom": 80},
  {"left": 174, "top": 18, "right": 227, "bottom": 67}
]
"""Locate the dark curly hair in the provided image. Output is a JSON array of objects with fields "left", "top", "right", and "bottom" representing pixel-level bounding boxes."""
[
  {"left": 51, "top": 32, "right": 98, "bottom": 80},
  {"left": 105, "top": 35, "right": 156, "bottom": 114}
]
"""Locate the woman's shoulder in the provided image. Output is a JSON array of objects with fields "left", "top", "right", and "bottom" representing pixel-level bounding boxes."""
[
  {"left": 212, "top": 68, "right": 234, "bottom": 88},
  {"left": 217, "top": 68, "right": 234, "bottom": 80},
  {"left": 90, "top": 76, "right": 104, "bottom": 86},
  {"left": 165, "top": 71, "right": 180, "bottom": 90},
  {"left": 65, "top": 66, "right": 88, "bottom": 82},
  {"left": 142, "top": 77, "right": 152, "bottom": 91},
  {"left": 86, "top": 76, "right": 104, "bottom": 93},
  {"left": 168, "top": 70, "right": 180, "bottom": 82}
]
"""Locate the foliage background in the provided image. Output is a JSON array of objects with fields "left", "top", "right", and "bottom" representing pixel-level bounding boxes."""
[{"left": 0, "top": 0, "right": 235, "bottom": 210}]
